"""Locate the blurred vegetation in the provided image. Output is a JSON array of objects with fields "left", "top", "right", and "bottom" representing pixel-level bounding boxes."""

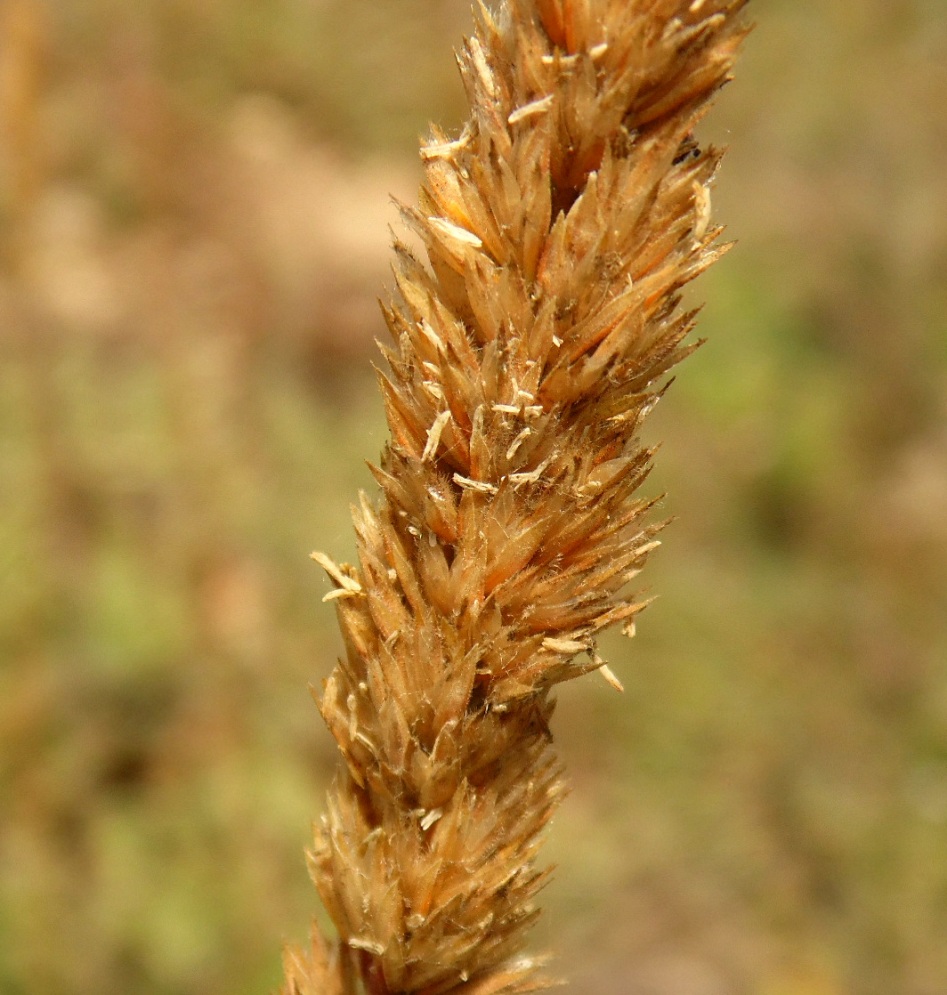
[{"left": 1, "top": 1, "right": 945, "bottom": 993}]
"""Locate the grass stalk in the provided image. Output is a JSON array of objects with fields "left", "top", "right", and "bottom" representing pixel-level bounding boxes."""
[{"left": 282, "top": 2, "right": 748, "bottom": 992}]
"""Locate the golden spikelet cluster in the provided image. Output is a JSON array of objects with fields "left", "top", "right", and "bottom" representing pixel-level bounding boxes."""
[{"left": 282, "top": 1, "right": 748, "bottom": 992}]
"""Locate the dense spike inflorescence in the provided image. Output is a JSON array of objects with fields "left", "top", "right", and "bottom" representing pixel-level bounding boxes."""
[{"left": 282, "top": 2, "right": 748, "bottom": 992}]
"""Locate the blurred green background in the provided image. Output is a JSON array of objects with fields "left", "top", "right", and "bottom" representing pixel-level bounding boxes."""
[{"left": 1, "top": 1, "right": 945, "bottom": 993}]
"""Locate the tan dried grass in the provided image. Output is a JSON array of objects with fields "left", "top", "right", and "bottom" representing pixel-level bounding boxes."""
[{"left": 282, "top": 2, "right": 748, "bottom": 992}]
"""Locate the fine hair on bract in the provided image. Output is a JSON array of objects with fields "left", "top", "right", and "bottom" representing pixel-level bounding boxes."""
[{"left": 281, "top": 2, "right": 749, "bottom": 993}]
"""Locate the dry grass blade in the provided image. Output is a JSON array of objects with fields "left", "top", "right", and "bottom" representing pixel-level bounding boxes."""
[{"left": 281, "top": 1, "right": 748, "bottom": 992}]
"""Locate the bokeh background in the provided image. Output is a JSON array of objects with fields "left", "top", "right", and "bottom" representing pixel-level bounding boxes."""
[{"left": 1, "top": 1, "right": 945, "bottom": 993}]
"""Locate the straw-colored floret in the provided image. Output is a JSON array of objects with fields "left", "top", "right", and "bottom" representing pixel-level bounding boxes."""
[{"left": 282, "top": 1, "right": 748, "bottom": 992}]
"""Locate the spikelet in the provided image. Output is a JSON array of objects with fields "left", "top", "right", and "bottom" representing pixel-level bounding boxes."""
[{"left": 282, "top": 1, "right": 748, "bottom": 992}]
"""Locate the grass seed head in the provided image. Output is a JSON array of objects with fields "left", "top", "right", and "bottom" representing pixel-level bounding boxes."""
[{"left": 283, "top": 2, "right": 748, "bottom": 992}]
